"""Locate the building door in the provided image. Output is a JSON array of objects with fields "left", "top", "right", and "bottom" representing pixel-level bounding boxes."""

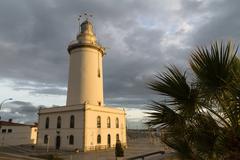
[
  {"left": 56, "top": 136, "right": 61, "bottom": 150},
  {"left": 107, "top": 134, "right": 111, "bottom": 148}
]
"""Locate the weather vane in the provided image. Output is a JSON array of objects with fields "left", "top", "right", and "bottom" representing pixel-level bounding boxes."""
[{"left": 78, "top": 12, "right": 93, "bottom": 33}]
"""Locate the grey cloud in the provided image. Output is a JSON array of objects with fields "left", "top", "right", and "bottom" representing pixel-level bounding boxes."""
[
  {"left": 11, "top": 101, "right": 32, "bottom": 106},
  {"left": 0, "top": 101, "right": 39, "bottom": 123},
  {"left": 184, "top": 0, "right": 240, "bottom": 46},
  {"left": 29, "top": 88, "right": 66, "bottom": 96},
  {"left": 11, "top": 80, "right": 67, "bottom": 96},
  {"left": 0, "top": 0, "right": 240, "bottom": 114},
  {"left": 9, "top": 101, "right": 38, "bottom": 113}
]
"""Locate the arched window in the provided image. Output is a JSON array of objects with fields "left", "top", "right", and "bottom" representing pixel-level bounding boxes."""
[
  {"left": 45, "top": 117, "right": 49, "bottom": 129},
  {"left": 116, "top": 118, "right": 119, "bottom": 128},
  {"left": 70, "top": 115, "right": 75, "bottom": 128},
  {"left": 44, "top": 135, "right": 48, "bottom": 144},
  {"left": 97, "top": 116, "right": 101, "bottom": 128},
  {"left": 116, "top": 134, "right": 119, "bottom": 141},
  {"left": 107, "top": 117, "right": 111, "bottom": 128},
  {"left": 97, "top": 134, "right": 101, "bottom": 144},
  {"left": 69, "top": 135, "right": 74, "bottom": 145},
  {"left": 57, "top": 116, "right": 61, "bottom": 128},
  {"left": 107, "top": 134, "right": 111, "bottom": 147}
]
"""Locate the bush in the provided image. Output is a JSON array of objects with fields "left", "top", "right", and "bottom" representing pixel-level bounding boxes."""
[{"left": 115, "top": 140, "right": 124, "bottom": 157}]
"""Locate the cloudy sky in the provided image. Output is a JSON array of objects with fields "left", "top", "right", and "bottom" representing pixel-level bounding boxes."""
[{"left": 0, "top": 0, "right": 239, "bottom": 128}]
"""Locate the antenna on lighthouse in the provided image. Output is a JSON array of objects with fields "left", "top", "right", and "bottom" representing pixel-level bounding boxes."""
[
  {"left": 83, "top": 12, "right": 93, "bottom": 21},
  {"left": 78, "top": 13, "right": 94, "bottom": 33},
  {"left": 77, "top": 15, "right": 82, "bottom": 33}
]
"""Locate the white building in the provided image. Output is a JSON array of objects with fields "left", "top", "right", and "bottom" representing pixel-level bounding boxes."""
[
  {"left": 0, "top": 120, "right": 37, "bottom": 146},
  {"left": 37, "top": 19, "right": 127, "bottom": 151}
]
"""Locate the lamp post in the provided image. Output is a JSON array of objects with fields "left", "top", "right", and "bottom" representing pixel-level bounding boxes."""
[{"left": 0, "top": 98, "right": 13, "bottom": 120}]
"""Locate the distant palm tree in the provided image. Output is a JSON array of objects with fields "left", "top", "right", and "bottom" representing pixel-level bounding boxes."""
[{"left": 146, "top": 41, "right": 240, "bottom": 160}]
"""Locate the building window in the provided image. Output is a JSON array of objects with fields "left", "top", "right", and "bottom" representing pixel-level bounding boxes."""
[
  {"left": 57, "top": 116, "right": 61, "bottom": 128},
  {"left": 44, "top": 135, "right": 48, "bottom": 144},
  {"left": 116, "top": 134, "right": 119, "bottom": 141},
  {"left": 8, "top": 129, "right": 12, "bottom": 133},
  {"left": 116, "top": 118, "right": 119, "bottom": 128},
  {"left": 97, "top": 116, "right": 101, "bottom": 128},
  {"left": 45, "top": 117, "right": 49, "bottom": 129},
  {"left": 97, "top": 134, "right": 101, "bottom": 144},
  {"left": 107, "top": 134, "right": 111, "bottom": 147},
  {"left": 69, "top": 135, "right": 74, "bottom": 145},
  {"left": 2, "top": 129, "right": 6, "bottom": 133},
  {"left": 107, "top": 117, "right": 111, "bottom": 128},
  {"left": 70, "top": 115, "right": 75, "bottom": 128}
]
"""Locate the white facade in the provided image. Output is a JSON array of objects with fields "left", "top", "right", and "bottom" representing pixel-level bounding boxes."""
[
  {"left": 38, "top": 106, "right": 84, "bottom": 150},
  {"left": 84, "top": 104, "right": 126, "bottom": 150},
  {"left": 37, "top": 19, "right": 127, "bottom": 151},
  {"left": 37, "top": 104, "right": 126, "bottom": 151},
  {"left": 0, "top": 121, "right": 37, "bottom": 146}
]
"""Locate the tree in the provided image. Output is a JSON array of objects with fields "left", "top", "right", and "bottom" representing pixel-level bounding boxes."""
[{"left": 146, "top": 41, "right": 240, "bottom": 160}]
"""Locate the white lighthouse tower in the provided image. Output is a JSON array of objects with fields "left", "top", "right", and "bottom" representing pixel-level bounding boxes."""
[
  {"left": 66, "top": 20, "right": 105, "bottom": 106},
  {"left": 37, "top": 18, "right": 127, "bottom": 151}
]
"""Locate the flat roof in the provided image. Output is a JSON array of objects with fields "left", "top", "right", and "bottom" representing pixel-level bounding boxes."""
[{"left": 0, "top": 121, "right": 37, "bottom": 127}]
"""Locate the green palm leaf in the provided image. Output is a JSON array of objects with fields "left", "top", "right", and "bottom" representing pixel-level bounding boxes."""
[
  {"left": 145, "top": 101, "right": 183, "bottom": 128},
  {"left": 146, "top": 40, "right": 240, "bottom": 160},
  {"left": 190, "top": 41, "right": 239, "bottom": 96}
]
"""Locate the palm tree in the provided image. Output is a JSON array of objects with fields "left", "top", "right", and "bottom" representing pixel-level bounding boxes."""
[{"left": 146, "top": 41, "right": 240, "bottom": 160}]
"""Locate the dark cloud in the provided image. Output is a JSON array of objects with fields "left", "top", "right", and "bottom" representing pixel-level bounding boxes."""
[
  {"left": 0, "top": 101, "right": 40, "bottom": 124},
  {"left": 8, "top": 80, "right": 67, "bottom": 95},
  {"left": 184, "top": 0, "right": 240, "bottom": 46},
  {"left": 0, "top": 0, "right": 239, "bottom": 114}
]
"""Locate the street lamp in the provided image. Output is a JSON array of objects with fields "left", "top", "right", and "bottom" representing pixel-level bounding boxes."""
[{"left": 0, "top": 98, "right": 13, "bottom": 120}]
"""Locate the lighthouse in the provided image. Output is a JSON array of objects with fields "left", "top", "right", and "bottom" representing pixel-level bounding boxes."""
[
  {"left": 66, "top": 20, "right": 105, "bottom": 106},
  {"left": 37, "top": 18, "right": 127, "bottom": 151}
]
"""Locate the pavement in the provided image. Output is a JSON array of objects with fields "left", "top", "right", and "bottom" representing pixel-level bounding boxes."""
[
  {"left": 60, "top": 138, "right": 170, "bottom": 160},
  {"left": 0, "top": 152, "right": 43, "bottom": 160},
  {"left": 0, "top": 138, "right": 173, "bottom": 160}
]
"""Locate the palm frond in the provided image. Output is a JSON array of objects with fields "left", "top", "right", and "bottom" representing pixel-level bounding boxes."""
[
  {"left": 190, "top": 41, "right": 239, "bottom": 96},
  {"left": 148, "top": 65, "right": 199, "bottom": 116},
  {"left": 162, "top": 131, "right": 199, "bottom": 160},
  {"left": 146, "top": 40, "right": 240, "bottom": 159},
  {"left": 145, "top": 101, "right": 183, "bottom": 128},
  {"left": 190, "top": 113, "right": 220, "bottom": 157}
]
